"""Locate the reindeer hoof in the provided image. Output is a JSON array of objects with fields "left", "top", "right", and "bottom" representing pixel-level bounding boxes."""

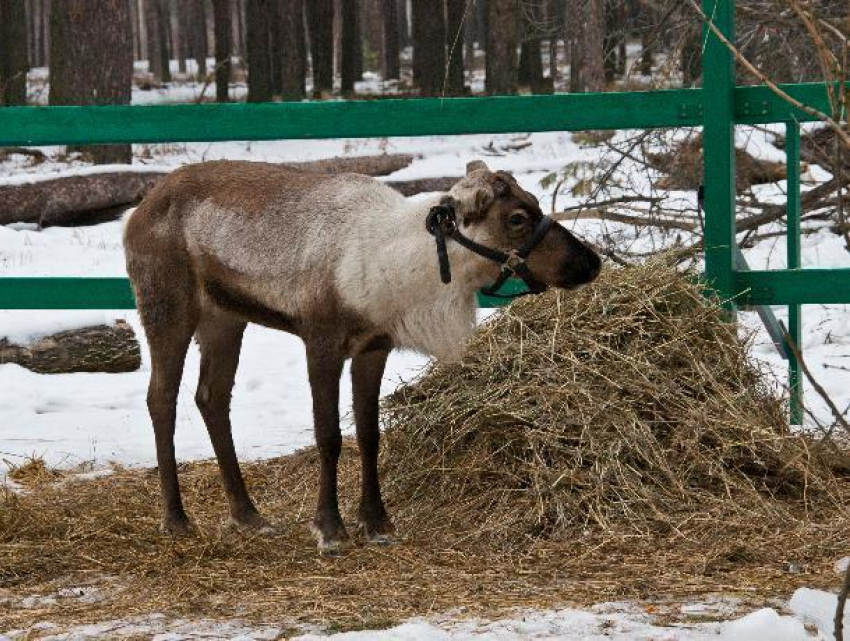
[
  {"left": 310, "top": 522, "right": 350, "bottom": 555},
  {"left": 160, "top": 514, "right": 193, "bottom": 537},
  {"left": 365, "top": 533, "right": 397, "bottom": 546},
  {"left": 357, "top": 517, "right": 396, "bottom": 545},
  {"left": 224, "top": 514, "right": 277, "bottom": 536}
]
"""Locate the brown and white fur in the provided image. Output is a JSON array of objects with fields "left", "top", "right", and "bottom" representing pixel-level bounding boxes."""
[{"left": 124, "top": 159, "right": 600, "bottom": 551}]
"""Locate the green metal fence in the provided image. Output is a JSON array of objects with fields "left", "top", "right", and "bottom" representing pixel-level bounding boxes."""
[{"left": 1, "top": 0, "right": 848, "bottom": 421}]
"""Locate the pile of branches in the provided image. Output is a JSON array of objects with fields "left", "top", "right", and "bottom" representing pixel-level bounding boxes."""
[{"left": 380, "top": 261, "right": 848, "bottom": 545}]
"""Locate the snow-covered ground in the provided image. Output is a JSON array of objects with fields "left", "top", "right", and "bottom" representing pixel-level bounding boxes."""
[{"left": 2, "top": 96, "right": 849, "bottom": 637}]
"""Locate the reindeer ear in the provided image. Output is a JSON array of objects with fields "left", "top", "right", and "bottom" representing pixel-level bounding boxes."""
[{"left": 466, "top": 160, "right": 489, "bottom": 175}]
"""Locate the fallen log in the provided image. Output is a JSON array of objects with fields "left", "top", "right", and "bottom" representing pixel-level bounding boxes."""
[
  {"left": 0, "top": 154, "right": 416, "bottom": 227},
  {"left": 0, "top": 320, "right": 141, "bottom": 374},
  {"left": 0, "top": 171, "right": 165, "bottom": 227},
  {"left": 385, "top": 176, "right": 460, "bottom": 196}
]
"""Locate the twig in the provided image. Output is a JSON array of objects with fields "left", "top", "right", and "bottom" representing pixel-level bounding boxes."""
[
  {"left": 780, "top": 322, "right": 850, "bottom": 437},
  {"left": 686, "top": 0, "right": 850, "bottom": 149}
]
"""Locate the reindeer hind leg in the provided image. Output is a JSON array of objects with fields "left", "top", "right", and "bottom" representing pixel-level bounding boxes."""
[
  {"left": 132, "top": 260, "right": 199, "bottom": 536},
  {"left": 194, "top": 312, "right": 273, "bottom": 533}
]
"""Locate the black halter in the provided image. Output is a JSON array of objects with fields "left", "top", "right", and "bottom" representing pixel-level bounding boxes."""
[{"left": 425, "top": 202, "right": 554, "bottom": 299}]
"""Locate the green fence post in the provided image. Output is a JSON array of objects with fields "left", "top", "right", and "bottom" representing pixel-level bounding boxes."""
[
  {"left": 785, "top": 121, "right": 803, "bottom": 424},
  {"left": 702, "top": 0, "right": 737, "bottom": 308}
]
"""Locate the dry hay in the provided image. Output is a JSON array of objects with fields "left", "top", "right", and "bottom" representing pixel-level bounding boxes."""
[
  {"left": 2, "top": 262, "right": 850, "bottom": 633},
  {"left": 381, "top": 262, "right": 847, "bottom": 545}
]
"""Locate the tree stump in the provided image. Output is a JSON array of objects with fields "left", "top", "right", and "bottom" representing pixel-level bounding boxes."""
[{"left": 0, "top": 320, "right": 141, "bottom": 374}]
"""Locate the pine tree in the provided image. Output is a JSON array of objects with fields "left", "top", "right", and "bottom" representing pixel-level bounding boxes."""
[
  {"left": 380, "top": 0, "right": 399, "bottom": 80},
  {"left": 212, "top": 0, "right": 232, "bottom": 101},
  {"left": 445, "top": 0, "right": 466, "bottom": 95},
  {"left": 49, "top": 0, "right": 134, "bottom": 164},
  {"left": 246, "top": 0, "right": 273, "bottom": 101},
  {"left": 306, "top": 0, "right": 333, "bottom": 96},
  {"left": 340, "top": 0, "right": 358, "bottom": 95},
  {"left": 0, "top": 0, "right": 29, "bottom": 105},
  {"left": 279, "top": 0, "right": 306, "bottom": 100},
  {"left": 411, "top": 0, "right": 445, "bottom": 96},
  {"left": 486, "top": 0, "right": 519, "bottom": 95}
]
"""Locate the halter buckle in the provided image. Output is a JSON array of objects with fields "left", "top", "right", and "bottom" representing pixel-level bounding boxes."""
[{"left": 503, "top": 250, "right": 525, "bottom": 274}]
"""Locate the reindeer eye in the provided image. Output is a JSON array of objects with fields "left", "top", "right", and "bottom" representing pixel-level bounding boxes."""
[{"left": 508, "top": 213, "right": 527, "bottom": 228}]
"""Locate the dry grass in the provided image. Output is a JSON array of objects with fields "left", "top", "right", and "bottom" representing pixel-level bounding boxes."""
[{"left": 2, "top": 262, "right": 849, "bottom": 634}]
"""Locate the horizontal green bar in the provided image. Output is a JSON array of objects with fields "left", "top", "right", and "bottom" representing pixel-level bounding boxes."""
[
  {"left": 0, "top": 83, "right": 844, "bottom": 147},
  {"left": 734, "top": 82, "right": 847, "bottom": 125},
  {"left": 0, "top": 278, "right": 136, "bottom": 310},
  {"left": 2, "top": 271, "right": 848, "bottom": 310},
  {"left": 0, "top": 277, "right": 518, "bottom": 309},
  {"left": 0, "top": 90, "right": 704, "bottom": 146},
  {"left": 736, "top": 268, "right": 850, "bottom": 305}
]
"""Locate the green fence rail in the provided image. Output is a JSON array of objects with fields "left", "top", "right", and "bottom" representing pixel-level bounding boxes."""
[{"left": 1, "top": 0, "right": 848, "bottom": 422}]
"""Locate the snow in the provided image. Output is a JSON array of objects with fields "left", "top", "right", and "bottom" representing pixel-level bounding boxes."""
[{"left": 2, "top": 597, "right": 843, "bottom": 639}]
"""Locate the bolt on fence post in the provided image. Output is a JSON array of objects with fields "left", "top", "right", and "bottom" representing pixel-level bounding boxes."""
[
  {"left": 701, "top": 0, "right": 737, "bottom": 314},
  {"left": 785, "top": 121, "right": 804, "bottom": 425}
]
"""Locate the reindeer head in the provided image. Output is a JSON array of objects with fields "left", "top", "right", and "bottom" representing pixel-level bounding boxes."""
[{"left": 443, "top": 160, "right": 601, "bottom": 291}]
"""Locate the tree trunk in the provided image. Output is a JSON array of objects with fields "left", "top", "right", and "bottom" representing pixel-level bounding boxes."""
[
  {"left": 340, "top": 0, "right": 358, "bottom": 95},
  {"left": 306, "top": 0, "right": 334, "bottom": 96},
  {"left": 445, "top": 0, "right": 465, "bottom": 95},
  {"left": 176, "top": 0, "right": 188, "bottom": 74},
  {"left": 0, "top": 0, "right": 29, "bottom": 105},
  {"left": 583, "top": 0, "right": 605, "bottom": 92},
  {"left": 279, "top": 0, "right": 306, "bottom": 100},
  {"left": 485, "top": 0, "right": 519, "bottom": 95},
  {"left": 0, "top": 321, "right": 142, "bottom": 374},
  {"left": 49, "top": 0, "right": 133, "bottom": 164},
  {"left": 411, "top": 0, "right": 445, "bottom": 97},
  {"left": 380, "top": 0, "right": 399, "bottom": 80},
  {"left": 681, "top": 25, "right": 702, "bottom": 87},
  {"left": 156, "top": 0, "right": 172, "bottom": 81},
  {"left": 246, "top": 0, "right": 273, "bottom": 101},
  {"left": 396, "top": 0, "right": 409, "bottom": 48},
  {"left": 213, "top": 0, "right": 232, "bottom": 100},
  {"left": 183, "top": 0, "right": 207, "bottom": 80},
  {"left": 269, "top": 0, "right": 284, "bottom": 95}
]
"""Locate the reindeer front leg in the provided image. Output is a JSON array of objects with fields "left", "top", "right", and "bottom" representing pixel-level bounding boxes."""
[
  {"left": 352, "top": 348, "right": 395, "bottom": 543},
  {"left": 306, "top": 340, "right": 348, "bottom": 553}
]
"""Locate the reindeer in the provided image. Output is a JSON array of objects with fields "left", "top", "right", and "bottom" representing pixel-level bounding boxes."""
[{"left": 123, "top": 159, "right": 600, "bottom": 552}]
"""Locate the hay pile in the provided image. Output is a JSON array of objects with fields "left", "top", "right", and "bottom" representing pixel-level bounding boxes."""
[{"left": 381, "top": 261, "right": 839, "bottom": 544}]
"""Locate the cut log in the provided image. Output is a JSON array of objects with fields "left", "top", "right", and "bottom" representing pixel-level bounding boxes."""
[
  {"left": 0, "top": 155, "right": 417, "bottom": 227},
  {"left": 0, "top": 320, "right": 141, "bottom": 374}
]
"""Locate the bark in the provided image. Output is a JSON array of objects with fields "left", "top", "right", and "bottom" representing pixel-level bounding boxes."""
[
  {"left": 485, "top": 0, "right": 519, "bottom": 95},
  {"left": 396, "top": 0, "right": 409, "bottom": 48},
  {"left": 0, "top": 171, "right": 165, "bottom": 227},
  {"left": 279, "top": 0, "right": 306, "bottom": 100},
  {"left": 213, "top": 0, "right": 232, "bottom": 101},
  {"left": 0, "top": 0, "right": 30, "bottom": 105},
  {"left": 340, "top": 0, "right": 358, "bottom": 95},
  {"left": 246, "top": 0, "right": 273, "bottom": 101},
  {"left": 583, "top": 0, "right": 605, "bottom": 92},
  {"left": 157, "top": 0, "right": 173, "bottom": 81},
  {"left": 445, "top": 0, "right": 466, "bottom": 95},
  {"left": 269, "top": 0, "right": 283, "bottom": 94},
  {"left": 386, "top": 176, "right": 460, "bottom": 196},
  {"left": 306, "top": 0, "right": 334, "bottom": 96},
  {"left": 49, "top": 0, "right": 133, "bottom": 164},
  {"left": 0, "top": 321, "right": 141, "bottom": 374},
  {"left": 411, "top": 0, "right": 445, "bottom": 96},
  {"left": 0, "top": 155, "right": 416, "bottom": 226},
  {"left": 567, "top": 0, "right": 583, "bottom": 92},
  {"left": 380, "top": 0, "right": 399, "bottom": 80},
  {"left": 182, "top": 0, "right": 207, "bottom": 80}
]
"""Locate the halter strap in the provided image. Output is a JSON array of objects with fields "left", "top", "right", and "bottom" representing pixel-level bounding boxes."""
[{"left": 426, "top": 203, "right": 554, "bottom": 299}]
